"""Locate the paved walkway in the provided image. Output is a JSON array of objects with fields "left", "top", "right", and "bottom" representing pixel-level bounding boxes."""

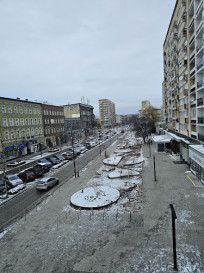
[{"left": 0, "top": 138, "right": 203, "bottom": 273}]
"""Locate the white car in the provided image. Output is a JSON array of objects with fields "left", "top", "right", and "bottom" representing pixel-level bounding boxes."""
[
  {"left": 36, "top": 177, "right": 59, "bottom": 191},
  {"left": 6, "top": 174, "right": 23, "bottom": 187}
]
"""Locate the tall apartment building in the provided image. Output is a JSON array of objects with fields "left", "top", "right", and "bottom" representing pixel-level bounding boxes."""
[
  {"left": 41, "top": 103, "right": 65, "bottom": 147},
  {"left": 0, "top": 97, "right": 44, "bottom": 160},
  {"left": 163, "top": 0, "right": 204, "bottom": 142},
  {"left": 98, "top": 99, "right": 116, "bottom": 127}
]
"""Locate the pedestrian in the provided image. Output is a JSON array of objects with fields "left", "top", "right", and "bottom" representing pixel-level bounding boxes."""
[{"left": 105, "top": 151, "right": 107, "bottom": 159}]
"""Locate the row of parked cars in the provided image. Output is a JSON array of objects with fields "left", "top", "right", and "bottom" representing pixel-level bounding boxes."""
[{"left": 0, "top": 135, "right": 114, "bottom": 195}]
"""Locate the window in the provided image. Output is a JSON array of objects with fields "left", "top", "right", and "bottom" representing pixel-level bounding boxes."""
[
  {"left": 21, "top": 118, "right": 24, "bottom": 126},
  {"left": 45, "top": 128, "right": 47, "bottom": 134},
  {"left": 4, "top": 130, "right": 9, "bottom": 140},
  {"left": 25, "top": 118, "right": 29, "bottom": 125},
  {"left": 27, "top": 128, "right": 30, "bottom": 136},
  {"left": 37, "top": 108, "right": 40, "bottom": 114},
  {"left": 15, "top": 119, "right": 19, "bottom": 126},
  {"left": 34, "top": 118, "right": 37, "bottom": 124},
  {"left": 39, "top": 128, "right": 42, "bottom": 134},
  {"left": 35, "top": 128, "right": 38, "bottom": 136},
  {"left": 30, "top": 118, "right": 33, "bottom": 125},
  {"left": 14, "top": 106, "right": 18, "bottom": 113},
  {"left": 17, "top": 130, "right": 21, "bottom": 138},
  {"left": 8, "top": 106, "right": 12, "bottom": 113},
  {"left": 22, "top": 130, "right": 25, "bottom": 137},
  {"left": 11, "top": 130, "right": 15, "bottom": 139},
  {"left": 29, "top": 108, "right": 32, "bottom": 114},
  {"left": 33, "top": 108, "right": 36, "bottom": 115},
  {"left": 2, "top": 105, "right": 6, "bottom": 113},
  {"left": 19, "top": 107, "right": 23, "bottom": 114},
  {"left": 3, "top": 118, "right": 8, "bottom": 126},
  {"left": 24, "top": 107, "right": 27, "bottom": 114},
  {"left": 9, "top": 118, "right": 14, "bottom": 126},
  {"left": 38, "top": 118, "right": 41, "bottom": 124},
  {"left": 31, "top": 128, "right": 34, "bottom": 136}
]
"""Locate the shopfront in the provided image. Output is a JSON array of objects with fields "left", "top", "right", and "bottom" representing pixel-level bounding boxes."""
[{"left": 189, "top": 145, "right": 204, "bottom": 184}]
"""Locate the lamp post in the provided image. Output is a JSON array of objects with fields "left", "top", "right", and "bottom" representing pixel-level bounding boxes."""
[
  {"left": 98, "top": 130, "right": 101, "bottom": 156},
  {"left": 71, "top": 130, "right": 77, "bottom": 178}
]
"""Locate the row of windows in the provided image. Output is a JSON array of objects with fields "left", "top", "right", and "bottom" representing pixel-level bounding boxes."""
[
  {"left": 44, "top": 118, "right": 64, "bottom": 125},
  {"left": 45, "top": 127, "right": 64, "bottom": 135},
  {"left": 1, "top": 105, "right": 40, "bottom": 115},
  {"left": 4, "top": 127, "right": 43, "bottom": 140},
  {"left": 43, "top": 109, "right": 64, "bottom": 116},
  {"left": 3, "top": 118, "right": 42, "bottom": 127}
]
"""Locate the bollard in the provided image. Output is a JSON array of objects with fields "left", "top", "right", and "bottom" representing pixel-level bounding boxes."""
[
  {"left": 103, "top": 209, "right": 105, "bottom": 221},
  {"left": 129, "top": 211, "right": 131, "bottom": 222},
  {"left": 78, "top": 171, "right": 80, "bottom": 177}
]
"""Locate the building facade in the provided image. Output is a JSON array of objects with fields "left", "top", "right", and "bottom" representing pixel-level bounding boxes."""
[
  {"left": 98, "top": 99, "right": 116, "bottom": 127},
  {"left": 63, "top": 103, "right": 94, "bottom": 140},
  {"left": 163, "top": 0, "right": 204, "bottom": 143},
  {"left": 0, "top": 97, "right": 44, "bottom": 160},
  {"left": 42, "top": 103, "right": 65, "bottom": 147}
]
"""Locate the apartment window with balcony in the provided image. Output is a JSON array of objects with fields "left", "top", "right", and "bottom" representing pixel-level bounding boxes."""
[
  {"left": 9, "top": 118, "right": 14, "bottom": 126},
  {"left": 4, "top": 130, "right": 9, "bottom": 140},
  {"left": 3, "top": 118, "right": 8, "bottom": 127},
  {"left": 24, "top": 107, "right": 27, "bottom": 114},
  {"left": 21, "top": 118, "right": 24, "bottom": 126},
  {"left": 14, "top": 106, "right": 18, "bottom": 113},
  {"left": 8, "top": 106, "right": 12, "bottom": 113},
  {"left": 2, "top": 105, "right": 6, "bottom": 113},
  {"left": 15, "top": 119, "right": 19, "bottom": 126}
]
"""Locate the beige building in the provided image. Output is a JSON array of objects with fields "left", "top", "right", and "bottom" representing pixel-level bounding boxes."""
[
  {"left": 139, "top": 101, "right": 161, "bottom": 120},
  {"left": 99, "top": 99, "right": 116, "bottom": 127},
  {"left": 163, "top": 0, "right": 204, "bottom": 142}
]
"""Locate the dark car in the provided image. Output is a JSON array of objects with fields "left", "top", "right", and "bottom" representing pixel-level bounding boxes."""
[
  {"left": 35, "top": 163, "right": 50, "bottom": 173},
  {"left": 53, "top": 154, "right": 64, "bottom": 162},
  {"left": 28, "top": 166, "right": 44, "bottom": 178},
  {"left": 18, "top": 170, "right": 36, "bottom": 182},
  {"left": 47, "top": 157, "right": 60, "bottom": 165},
  {"left": 0, "top": 178, "right": 11, "bottom": 194},
  {"left": 84, "top": 142, "right": 92, "bottom": 149}
]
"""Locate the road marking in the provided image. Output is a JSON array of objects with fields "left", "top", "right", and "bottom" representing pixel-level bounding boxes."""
[{"left": 186, "top": 175, "right": 204, "bottom": 188}]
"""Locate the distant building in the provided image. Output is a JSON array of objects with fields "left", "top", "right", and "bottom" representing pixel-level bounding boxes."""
[
  {"left": 99, "top": 99, "right": 116, "bottom": 127},
  {"left": 139, "top": 101, "right": 161, "bottom": 120},
  {"left": 141, "top": 100, "right": 150, "bottom": 109},
  {"left": 63, "top": 103, "right": 94, "bottom": 140},
  {"left": 41, "top": 103, "right": 65, "bottom": 147},
  {"left": 0, "top": 97, "right": 44, "bottom": 160}
]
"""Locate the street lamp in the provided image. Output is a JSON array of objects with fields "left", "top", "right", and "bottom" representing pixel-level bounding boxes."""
[
  {"left": 71, "top": 130, "right": 77, "bottom": 178},
  {"left": 98, "top": 130, "right": 101, "bottom": 156}
]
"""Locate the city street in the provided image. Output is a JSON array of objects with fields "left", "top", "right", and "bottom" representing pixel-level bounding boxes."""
[
  {"left": 0, "top": 134, "right": 118, "bottom": 231},
  {"left": 0, "top": 137, "right": 203, "bottom": 272}
]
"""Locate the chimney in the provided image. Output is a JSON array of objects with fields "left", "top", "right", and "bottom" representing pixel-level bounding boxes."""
[{"left": 16, "top": 97, "right": 20, "bottom": 100}]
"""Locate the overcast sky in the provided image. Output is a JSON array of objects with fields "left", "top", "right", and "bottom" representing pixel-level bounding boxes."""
[{"left": 0, "top": 0, "right": 176, "bottom": 116}]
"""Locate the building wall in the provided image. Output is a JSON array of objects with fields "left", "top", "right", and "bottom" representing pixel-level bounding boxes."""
[
  {"left": 163, "top": 0, "right": 204, "bottom": 143},
  {"left": 0, "top": 97, "right": 44, "bottom": 160},
  {"left": 42, "top": 104, "right": 65, "bottom": 147}
]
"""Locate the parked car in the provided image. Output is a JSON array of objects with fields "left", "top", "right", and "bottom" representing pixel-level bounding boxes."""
[
  {"left": 0, "top": 178, "right": 11, "bottom": 194},
  {"left": 75, "top": 145, "right": 87, "bottom": 154},
  {"left": 28, "top": 166, "right": 44, "bottom": 178},
  {"left": 7, "top": 160, "right": 26, "bottom": 167},
  {"left": 36, "top": 177, "right": 59, "bottom": 191},
  {"left": 84, "top": 142, "right": 92, "bottom": 149},
  {"left": 38, "top": 159, "right": 52, "bottom": 168},
  {"left": 18, "top": 170, "right": 36, "bottom": 182},
  {"left": 53, "top": 154, "right": 64, "bottom": 162},
  {"left": 5, "top": 174, "right": 23, "bottom": 187},
  {"left": 48, "top": 148, "right": 59, "bottom": 153},
  {"left": 47, "top": 157, "right": 60, "bottom": 165},
  {"left": 35, "top": 163, "right": 50, "bottom": 173},
  {"left": 62, "top": 152, "right": 73, "bottom": 160}
]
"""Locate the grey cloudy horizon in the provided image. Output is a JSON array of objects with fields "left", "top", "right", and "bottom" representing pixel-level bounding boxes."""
[{"left": 0, "top": 0, "right": 176, "bottom": 116}]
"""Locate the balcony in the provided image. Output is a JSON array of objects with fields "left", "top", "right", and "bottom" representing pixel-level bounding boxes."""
[
  {"left": 196, "top": 41, "right": 203, "bottom": 52},
  {"left": 189, "top": 16, "right": 194, "bottom": 30},
  {"left": 197, "top": 80, "right": 204, "bottom": 89},
  {"left": 196, "top": 21, "right": 203, "bottom": 35},
  {"left": 198, "top": 133, "right": 204, "bottom": 141},
  {"left": 190, "top": 67, "right": 196, "bottom": 77},
  {"left": 196, "top": 1, "right": 203, "bottom": 17},
  {"left": 190, "top": 49, "right": 195, "bottom": 61},
  {"left": 189, "top": 33, "right": 195, "bottom": 46},
  {"left": 197, "top": 60, "right": 204, "bottom": 71},
  {"left": 198, "top": 117, "right": 204, "bottom": 124},
  {"left": 190, "top": 83, "right": 196, "bottom": 93},
  {"left": 197, "top": 97, "right": 204, "bottom": 107}
]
